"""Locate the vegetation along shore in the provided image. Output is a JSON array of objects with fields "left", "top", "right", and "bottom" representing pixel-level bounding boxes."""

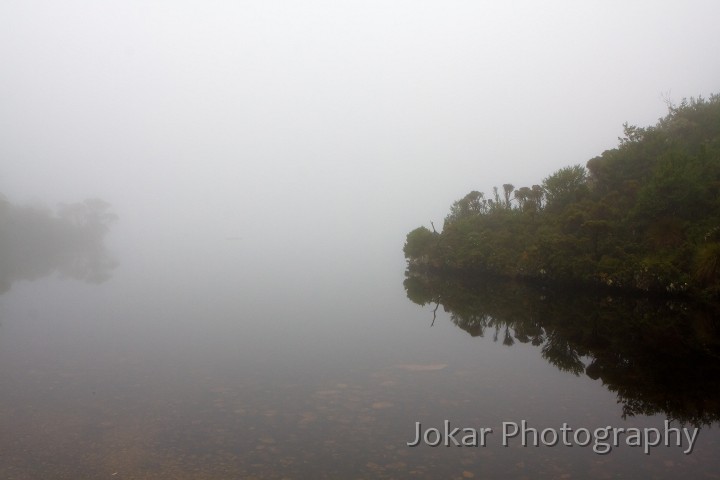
[{"left": 404, "top": 95, "right": 720, "bottom": 301}]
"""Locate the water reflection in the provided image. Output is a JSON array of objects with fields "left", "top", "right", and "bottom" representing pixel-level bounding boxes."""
[
  {"left": 0, "top": 195, "right": 117, "bottom": 293},
  {"left": 404, "top": 271, "right": 720, "bottom": 426}
]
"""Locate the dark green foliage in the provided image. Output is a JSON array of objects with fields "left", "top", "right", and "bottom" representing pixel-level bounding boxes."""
[
  {"left": 695, "top": 242, "right": 720, "bottom": 288},
  {"left": 403, "top": 226, "right": 436, "bottom": 261},
  {"left": 444, "top": 190, "right": 488, "bottom": 225},
  {"left": 404, "top": 94, "right": 720, "bottom": 298},
  {"left": 542, "top": 164, "right": 588, "bottom": 211}
]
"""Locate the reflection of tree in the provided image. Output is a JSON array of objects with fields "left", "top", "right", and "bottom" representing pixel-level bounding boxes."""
[
  {"left": 541, "top": 332, "right": 584, "bottom": 375},
  {"left": 404, "top": 270, "right": 720, "bottom": 426},
  {"left": 0, "top": 195, "right": 117, "bottom": 293}
]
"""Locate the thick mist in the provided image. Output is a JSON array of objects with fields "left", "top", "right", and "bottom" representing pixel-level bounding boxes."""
[
  {"left": 1, "top": 0, "right": 719, "bottom": 365},
  {"left": 2, "top": 3, "right": 720, "bottom": 477},
  {"left": 2, "top": 1, "right": 719, "bottom": 287}
]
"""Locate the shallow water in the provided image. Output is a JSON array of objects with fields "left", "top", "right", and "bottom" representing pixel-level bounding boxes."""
[{"left": 1, "top": 244, "right": 719, "bottom": 479}]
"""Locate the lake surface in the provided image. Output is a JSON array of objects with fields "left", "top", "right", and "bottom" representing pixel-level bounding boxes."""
[{"left": 1, "top": 235, "right": 719, "bottom": 479}]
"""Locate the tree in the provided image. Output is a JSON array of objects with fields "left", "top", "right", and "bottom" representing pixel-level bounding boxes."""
[
  {"left": 542, "top": 165, "right": 588, "bottom": 210},
  {"left": 403, "top": 226, "right": 437, "bottom": 262},
  {"left": 514, "top": 186, "right": 532, "bottom": 211},
  {"left": 444, "top": 191, "right": 487, "bottom": 225},
  {"left": 530, "top": 185, "right": 545, "bottom": 211},
  {"left": 502, "top": 184, "right": 514, "bottom": 208},
  {"left": 0, "top": 195, "right": 117, "bottom": 289},
  {"left": 405, "top": 93, "right": 720, "bottom": 297}
]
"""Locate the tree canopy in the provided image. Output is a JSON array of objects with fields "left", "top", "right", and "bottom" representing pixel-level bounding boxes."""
[
  {"left": 404, "top": 94, "right": 720, "bottom": 300},
  {"left": 0, "top": 195, "right": 117, "bottom": 292}
]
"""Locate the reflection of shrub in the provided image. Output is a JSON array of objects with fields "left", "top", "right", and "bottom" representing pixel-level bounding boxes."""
[
  {"left": 403, "top": 269, "right": 720, "bottom": 426},
  {"left": 403, "top": 274, "right": 436, "bottom": 306}
]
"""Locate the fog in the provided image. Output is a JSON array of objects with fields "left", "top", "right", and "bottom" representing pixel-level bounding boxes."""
[
  {"left": 0, "top": 1, "right": 720, "bottom": 276},
  {"left": 3, "top": 3, "right": 720, "bottom": 476},
  {"left": 1, "top": 1, "right": 719, "bottom": 282}
]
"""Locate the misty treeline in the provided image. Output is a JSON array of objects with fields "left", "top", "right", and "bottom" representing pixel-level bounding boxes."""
[
  {"left": 404, "top": 272, "right": 720, "bottom": 426},
  {"left": 0, "top": 196, "right": 117, "bottom": 293},
  {"left": 405, "top": 94, "right": 720, "bottom": 299}
]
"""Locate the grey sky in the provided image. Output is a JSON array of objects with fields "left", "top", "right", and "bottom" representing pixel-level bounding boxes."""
[{"left": 1, "top": 0, "right": 719, "bottom": 270}]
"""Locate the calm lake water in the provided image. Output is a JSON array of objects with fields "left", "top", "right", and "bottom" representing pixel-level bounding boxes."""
[{"left": 1, "top": 234, "right": 719, "bottom": 479}]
